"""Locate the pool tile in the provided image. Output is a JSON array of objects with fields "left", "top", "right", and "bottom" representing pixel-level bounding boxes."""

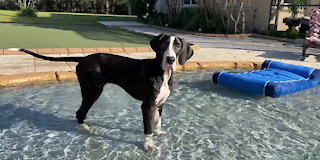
[
  {"left": 83, "top": 48, "right": 98, "bottom": 54},
  {"left": 96, "top": 48, "right": 111, "bottom": 53},
  {"left": 110, "top": 48, "right": 125, "bottom": 53},
  {"left": 3, "top": 50, "right": 22, "bottom": 55},
  {"left": 123, "top": 47, "right": 138, "bottom": 53},
  {"left": 136, "top": 47, "right": 152, "bottom": 52},
  {"left": 23, "top": 49, "right": 38, "bottom": 55},
  {"left": 37, "top": 48, "right": 54, "bottom": 54},
  {"left": 53, "top": 48, "right": 69, "bottom": 54},
  {"left": 68, "top": 48, "right": 84, "bottom": 54}
]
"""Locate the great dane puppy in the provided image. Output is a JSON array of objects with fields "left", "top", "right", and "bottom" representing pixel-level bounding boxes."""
[{"left": 9, "top": 34, "right": 194, "bottom": 152}]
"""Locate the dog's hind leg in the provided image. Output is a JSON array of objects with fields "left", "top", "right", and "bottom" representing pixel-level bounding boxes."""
[{"left": 76, "top": 71, "right": 105, "bottom": 124}]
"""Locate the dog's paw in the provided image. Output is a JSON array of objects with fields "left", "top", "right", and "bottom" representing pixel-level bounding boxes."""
[
  {"left": 143, "top": 134, "right": 157, "bottom": 152},
  {"left": 78, "top": 123, "right": 91, "bottom": 132},
  {"left": 154, "top": 129, "right": 167, "bottom": 136},
  {"left": 144, "top": 144, "right": 157, "bottom": 152}
]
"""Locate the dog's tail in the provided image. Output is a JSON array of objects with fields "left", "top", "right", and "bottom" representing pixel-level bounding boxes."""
[{"left": 7, "top": 48, "right": 84, "bottom": 62}]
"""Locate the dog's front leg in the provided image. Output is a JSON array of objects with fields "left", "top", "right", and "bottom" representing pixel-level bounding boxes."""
[
  {"left": 141, "top": 103, "right": 159, "bottom": 152},
  {"left": 154, "top": 105, "right": 167, "bottom": 135}
]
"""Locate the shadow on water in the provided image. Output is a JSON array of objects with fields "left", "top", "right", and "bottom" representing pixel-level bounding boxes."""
[
  {"left": 177, "top": 79, "right": 263, "bottom": 100},
  {"left": 0, "top": 103, "right": 141, "bottom": 147}
]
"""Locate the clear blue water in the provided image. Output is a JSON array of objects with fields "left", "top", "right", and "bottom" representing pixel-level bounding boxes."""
[{"left": 0, "top": 70, "right": 320, "bottom": 160}]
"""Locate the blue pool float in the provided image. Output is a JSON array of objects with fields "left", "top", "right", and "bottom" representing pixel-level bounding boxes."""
[{"left": 212, "top": 60, "right": 320, "bottom": 97}]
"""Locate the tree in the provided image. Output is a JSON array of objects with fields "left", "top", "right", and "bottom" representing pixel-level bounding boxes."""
[
  {"left": 106, "top": 0, "right": 110, "bottom": 14},
  {"left": 165, "top": 0, "right": 181, "bottom": 26},
  {"left": 215, "top": 0, "right": 245, "bottom": 34},
  {"left": 127, "top": 0, "right": 132, "bottom": 15},
  {"left": 199, "top": 0, "right": 216, "bottom": 30},
  {"left": 66, "top": 0, "right": 71, "bottom": 12},
  {"left": 42, "top": 0, "right": 47, "bottom": 11}
]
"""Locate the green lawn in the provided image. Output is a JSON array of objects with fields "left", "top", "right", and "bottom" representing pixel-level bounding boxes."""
[
  {"left": 0, "top": 10, "right": 151, "bottom": 49},
  {"left": 0, "top": 23, "right": 150, "bottom": 49},
  {"left": 0, "top": 10, "right": 137, "bottom": 25}
]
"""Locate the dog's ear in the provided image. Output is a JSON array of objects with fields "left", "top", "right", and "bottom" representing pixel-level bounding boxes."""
[
  {"left": 150, "top": 34, "right": 165, "bottom": 53},
  {"left": 178, "top": 38, "right": 194, "bottom": 65}
]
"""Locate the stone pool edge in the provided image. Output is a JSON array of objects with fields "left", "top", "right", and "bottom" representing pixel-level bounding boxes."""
[
  {"left": 0, "top": 61, "right": 263, "bottom": 87},
  {"left": 1, "top": 45, "right": 201, "bottom": 55}
]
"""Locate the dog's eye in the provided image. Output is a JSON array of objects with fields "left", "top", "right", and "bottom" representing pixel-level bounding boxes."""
[{"left": 176, "top": 44, "right": 181, "bottom": 49}]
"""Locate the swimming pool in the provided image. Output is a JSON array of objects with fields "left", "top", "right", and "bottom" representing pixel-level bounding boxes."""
[{"left": 0, "top": 70, "right": 320, "bottom": 159}]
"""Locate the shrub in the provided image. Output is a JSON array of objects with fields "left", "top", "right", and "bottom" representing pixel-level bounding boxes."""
[
  {"left": 0, "top": 0, "right": 20, "bottom": 10},
  {"left": 207, "top": 15, "right": 225, "bottom": 33},
  {"left": 284, "top": 28, "right": 299, "bottom": 39},
  {"left": 267, "top": 29, "right": 281, "bottom": 37},
  {"left": 129, "top": 0, "right": 156, "bottom": 20},
  {"left": 175, "top": 8, "right": 207, "bottom": 32},
  {"left": 148, "top": 12, "right": 169, "bottom": 26},
  {"left": 17, "top": 5, "right": 37, "bottom": 17},
  {"left": 260, "top": 28, "right": 266, "bottom": 35}
]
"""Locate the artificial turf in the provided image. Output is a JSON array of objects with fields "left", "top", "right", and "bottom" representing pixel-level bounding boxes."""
[
  {"left": 0, "top": 10, "right": 150, "bottom": 49},
  {"left": 0, "top": 10, "right": 136, "bottom": 25},
  {"left": 0, "top": 23, "right": 150, "bottom": 49}
]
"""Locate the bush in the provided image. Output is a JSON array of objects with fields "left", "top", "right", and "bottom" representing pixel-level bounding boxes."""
[
  {"left": 175, "top": 8, "right": 207, "bottom": 32},
  {"left": 0, "top": 0, "right": 128, "bottom": 14},
  {"left": 260, "top": 28, "right": 266, "bottom": 35},
  {"left": 148, "top": 12, "right": 169, "bottom": 26},
  {"left": 129, "top": 0, "right": 156, "bottom": 20},
  {"left": 207, "top": 15, "right": 225, "bottom": 33},
  {"left": 17, "top": 5, "right": 37, "bottom": 17},
  {"left": 267, "top": 29, "right": 281, "bottom": 37},
  {"left": 0, "top": 0, "right": 20, "bottom": 10},
  {"left": 284, "top": 28, "right": 299, "bottom": 39},
  {"left": 113, "top": 0, "right": 128, "bottom": 15}
]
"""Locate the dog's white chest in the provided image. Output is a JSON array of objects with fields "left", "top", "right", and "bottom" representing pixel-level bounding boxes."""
[{"left": 155, "top": 70, "right": 171, "bottom": 106}]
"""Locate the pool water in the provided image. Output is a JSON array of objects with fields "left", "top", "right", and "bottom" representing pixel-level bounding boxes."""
[{"left": 1, "top": 70, "right": 320, "bottom": 159}]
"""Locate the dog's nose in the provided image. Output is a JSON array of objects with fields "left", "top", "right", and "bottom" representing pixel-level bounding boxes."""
[{"left": 166, "top": 56, "right": 175, "bottom": 64}]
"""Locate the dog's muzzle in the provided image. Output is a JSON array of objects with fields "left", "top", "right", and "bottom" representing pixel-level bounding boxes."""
[{"left": 166, "top": 56, "right": 175, "bottom": 64}]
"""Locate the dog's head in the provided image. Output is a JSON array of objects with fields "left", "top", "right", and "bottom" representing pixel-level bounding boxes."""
[{"left": 150, "top": 34, "right": 194, "bottom": 71}]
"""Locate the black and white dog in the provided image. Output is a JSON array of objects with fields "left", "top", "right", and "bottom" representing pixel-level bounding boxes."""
[{"left": 9, "top": 34, "right": 194, "bottom": 152}]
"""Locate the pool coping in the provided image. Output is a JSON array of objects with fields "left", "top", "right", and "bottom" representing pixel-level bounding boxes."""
[
  {"left": 0, "top": 61, "right": 263, "bottom": 87},
  {"left": 1, "top": 47, "right": 153, "bottom": 55},
  {"left": 1, "top": 45, "right": 202, "bottom": 55}
]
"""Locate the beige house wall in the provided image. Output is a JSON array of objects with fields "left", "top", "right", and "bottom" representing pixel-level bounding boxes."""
[
  {"left": 157, "top": 0, "right": 320, "bottom": 32},
  {"left": 202, "top": 0, "right": 269, "bottom": 32},
  {"left": 306, "top": 0, "right": 320, "bottom": 14},
  {"left": 253, "top": 0, "right": 320, "bottom": 31},
  {"left": 250, "top": 0, "right": 271, "bottom": 31},
  {"left": 200, "top": 0, "right": 320, "bottom": 32}
]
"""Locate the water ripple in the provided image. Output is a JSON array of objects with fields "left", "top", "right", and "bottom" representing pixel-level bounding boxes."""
[{"left": 0, "top": 70, "right": 320, "bottom": 159}]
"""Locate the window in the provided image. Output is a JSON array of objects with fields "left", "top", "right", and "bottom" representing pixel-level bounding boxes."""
[{"left": 184, "top": 0, "right": 197, "bottom": 5}]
